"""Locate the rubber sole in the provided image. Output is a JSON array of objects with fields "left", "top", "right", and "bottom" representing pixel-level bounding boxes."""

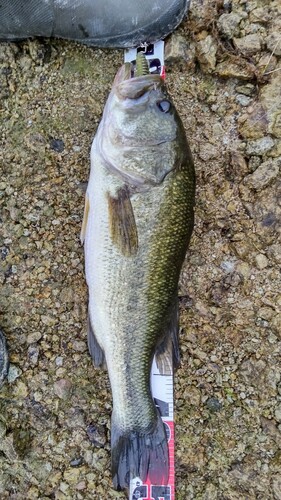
[{"left": 0, "top": 0, "right": 190, "bottom": 48}]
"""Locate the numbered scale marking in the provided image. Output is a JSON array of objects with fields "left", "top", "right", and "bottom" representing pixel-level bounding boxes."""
[
  {"left": 125, "top": 42, "right": 174, "bottom": 500},
  {"left": 129, "top": 357, "right": 175, "bottom": 500}
]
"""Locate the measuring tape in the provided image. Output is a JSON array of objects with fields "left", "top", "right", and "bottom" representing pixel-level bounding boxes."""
[
  {"left": 124, "top": 40, "right": 166, "bottom": 79},
  {"left": 129, "top": 358, "right": 175, "bottom": 500},
  {"left": 124, "top": 41, "right": 175, "bottom": 500}
]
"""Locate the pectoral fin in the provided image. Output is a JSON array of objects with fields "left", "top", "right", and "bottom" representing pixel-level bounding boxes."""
[
  {"left": 107, "top": 187, "right": 138, "bottom": 257},
  {"left": 80, "top": 195, "right": 90, "bottom": 244}
]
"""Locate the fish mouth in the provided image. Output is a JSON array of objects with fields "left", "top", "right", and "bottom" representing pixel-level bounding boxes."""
[
  {"left": 114, "top": 60, "right": 163, "bottom": 100},
  {"left": 97, "top": 56, "right": 172, "bottom": 188}
]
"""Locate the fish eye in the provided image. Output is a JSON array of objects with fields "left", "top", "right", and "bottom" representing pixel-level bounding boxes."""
[{"left": 157, "top": 100, "right": 171, "bottom": 113}]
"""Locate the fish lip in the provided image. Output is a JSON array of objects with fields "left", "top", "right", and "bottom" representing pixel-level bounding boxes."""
[{"left": 116, "top": 72, "right": 163, "bottom": 99}]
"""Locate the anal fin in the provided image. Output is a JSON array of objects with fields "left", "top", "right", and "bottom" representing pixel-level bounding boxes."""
[
  {"left": 87, "top": 314, "right": 106, "bottom": 369},
  {"left": 155, "top": 296, "right": 180, "bottom": 375}
]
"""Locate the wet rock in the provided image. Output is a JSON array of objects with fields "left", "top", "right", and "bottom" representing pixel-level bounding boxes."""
[
  {"left": 230, "top": 151, "right": 248, "bottom": 178},
  {"left": 26, "top": 331, "right": 42, "bottom": 345},
  {"left": 7, "top": 364, "right": 22, "bottom": 383},
  {"left": 86, "top": 423, "right": 107, "bottom": 448},
  {"left": 275, "top": 405, "right": 281, "bottom": 423},
  {"left": 76, "top": 480, "right": 86, "bottom": 490},
  {"left": 91, "top": 449, "right": 109, "bottom": 472},
  {"left": 272, "top": 315, "right": 281, "bottom": 339},
  {"left": 70, "top": 457, "right": 83, "bottom": 467},
  {"left": 196, "top": 35, "right": 217, "bottom": 72},
  {"left": 199, "top": 143, "right": 218, "bottom": 161},
  {"left": 229, "top": 465, "right": 258, "bottom": 491},
  {"left": 54, "top": 379, "right": 73, "bottom": 400},
  {"left": 0, "top": 417, "right": 6, "bottom": 439},
  {"left": 50, "top": 138, "right": 65, "bottom": 153},
  {"left": 72, "top": 340, "right": 87, "bottom": 352},
  {"left": 28, "top": 39, "right": 53, "bottom": 65},
  {"left": 258, "top": 53, "right": 277, "bottom": 74},
  {"left": 13, "top": 427, "right": 33, "bottom": 458},
  {"left": 266, "top": 33, "right": 281, "bottom": 56},
  {"left": 65, "top": 407, "right": 86, "bottom": 429},
  {"left": 238, "top": 104, "right": 268, "bottom": 139},
  {"left": 216, "top": 58, "right": 255, "bottom": 80},
  {"left": 249, "top": 7, "right": 270, "bottom": 24},
  {"left": 236, "top": 83, "right": 255, "bottom": 96},
  {"left": 267, "top": 244, "right": 281, "bottom": 264},
  {"left": 240, "top": 358, "right": 266, "bottom": 387},
  {"left": 41, "top": 314, "right": 57, "bottom": 326},
  {"left": 272, "top": 475, "right": 281, "bottom": 500},
  {"left": 234, "top": 34, "right": 262, "bottom": 55},
  {"left": 14, "top": 380, "right": 28, "bottom": 397},
  {"left": 184, "top": 385, "right": 201, "bottom": 406},
  {"left": 236, "top": 94, "right": 251, "bottom": 106},
  {"left": 244, "top": 158, "right": 280, "bottom": 190},
  {"left": 255, "top": 253, "right": 268, "bottom": 270},
  {"left": 202, "top": 482, "right": 219, "bottom": 499},
  {"left": 246, "top": 136, "right": 275, "bottom": 156},
  {"left": 260, "top": 417, "right": 279, "bottom": 437},
  {"left": 206, "top": 397, "right": 222, "bottom": 412},
  {"left": 217, "top": 12, "right": 243, "bottom": 39},
  {"left": 165, "top": 34, "right": 196, "bottom": 70},
  {"left": 27, "top": 345, "right": 40, "bottom": 365},
  {"left": 260, "top": 74, "right": 281, "bottom": 138}
]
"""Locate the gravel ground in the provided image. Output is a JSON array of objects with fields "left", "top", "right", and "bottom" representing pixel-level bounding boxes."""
[{"left": 0, "top": 0, "right": 280, "bottom": 498}]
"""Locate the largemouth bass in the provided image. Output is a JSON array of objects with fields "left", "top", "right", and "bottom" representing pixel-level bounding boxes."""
[{"left": 81, "top": 59, "right": 195, "bottom": 490}]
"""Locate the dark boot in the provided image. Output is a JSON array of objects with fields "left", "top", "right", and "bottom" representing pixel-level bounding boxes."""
[{"left": 0, "top": 0, "right": 190, "bottom": 47}]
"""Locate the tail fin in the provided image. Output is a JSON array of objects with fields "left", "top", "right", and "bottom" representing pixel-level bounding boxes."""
[{"left": 111, "top": 412, "right": 169, "bottom": 490}]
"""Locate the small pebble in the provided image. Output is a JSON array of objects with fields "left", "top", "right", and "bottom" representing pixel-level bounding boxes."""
[
  {"left": 244, "top": 158, "right": 280, "bottom": 189},
  {"left": 7, "top": 364, "right": 22, "bottom": 383},
  {"left": 50, "top": 138, "right": 65, "bottom": 152},
  {"left": 236, "top": 84, "right": 255, "bottom": 96},
  {"left": 246, "top": 136, "right": 275, "bottom": 156},
  {"left": 55, "top": 356, "right": 64, "bottom": 366},
  {"left": 86, "top": 423, "right": 107, "bottom": 448},
  {"left": 236, "top": 94, "right": 251, "bottom": 106},
  {"left": 275, "top": 405, "right": 281, "bottom": 423},
  {"left": 266, "top": 32, "right": 281, "bottom": 56},
  {"left": 255, "top": 254, "right": 268, "bottom": 270},
  {"left": 28, "top": 346, "right": 40, "bottom": 365},
  {"left": 54, "top": 379, "right": 73, "bottom": 400},
  {"left": 234, "top": 34, "right": 261, "bottom": 55},
  {"left": 70, "top": 457, "right": 83, "bottom": 467},
  {"left": 206, "top": 397, "right": 222, "bottom": 412},
  {"left": 196, "top": 35, "right": 217, "bottom": 72},
  {"left": 165, "top": 34, "right": 195, "bottom": 69},
  {"left": 217, "top": 12, "right": 242, "bottom": 38},
  {"left": 26, "top": 331, "right": 42, "bottom": 344}
]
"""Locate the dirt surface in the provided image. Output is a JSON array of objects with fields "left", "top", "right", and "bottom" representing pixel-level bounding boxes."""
[{"left": 0, "top": 0, "right": 280, "bottom": 498}]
